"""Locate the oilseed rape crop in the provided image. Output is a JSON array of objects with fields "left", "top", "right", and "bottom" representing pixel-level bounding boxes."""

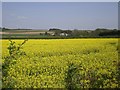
[{"left": 1, "top": 38, "right": 120, "bottom": 88}]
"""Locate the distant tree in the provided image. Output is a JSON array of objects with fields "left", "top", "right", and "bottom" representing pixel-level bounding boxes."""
[
  {"left": 113, "top": 29, "right": 117, "bottom": 31},
  {"left": 99, "top": 30, "right": 119, "bottom": 36},
  {"left": 95, "top": 28, "right": 109, "bottom": 31},
  {"left": 39, "top": 33, "right": 42, "bottom": 35},
  {"left": 49, "top": 28, "right": 62, "bottom": 36},
  {"left": 71, "top": 30, "right": 81, "bottom": 36},
  {"left": 62, "top": 30, "right": 72, "bottom": 34},
  {"left": 49, "top": 28, "right": 62, "bottom": 31},
  {"left": 45, "top": 32, "right": 48, "bottom": 35},
  {"left": 2, "top": 27, "right": 9, "bottom": 31},
  {"left": 2, "top": 27, "right": 6, "bottom": 30}
]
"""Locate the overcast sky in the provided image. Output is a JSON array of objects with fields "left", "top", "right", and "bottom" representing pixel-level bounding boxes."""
[{"left": 2, "top": 2, "right": 118, "bottom": 30}]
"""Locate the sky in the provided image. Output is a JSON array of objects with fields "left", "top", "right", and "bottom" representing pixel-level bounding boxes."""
[
  {"left": 0, "top": 1, "right": 2, "bottom": 28},
  {"left": 118, "top": 2, "right": 120, "bottom": 30},
  {"left": 1, "top": 0, "right": 120, "bottom": 2},
  {"left": 2, "top": 2, "right": 118, "bottom": 30}
]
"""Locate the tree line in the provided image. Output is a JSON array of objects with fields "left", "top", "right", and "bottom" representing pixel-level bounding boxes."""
[
  {"left": 1, "top": 27, "right": 120, "bottom": 38},
  {"left": 49, "top": 28, "right": 119, "bottom": 37}
]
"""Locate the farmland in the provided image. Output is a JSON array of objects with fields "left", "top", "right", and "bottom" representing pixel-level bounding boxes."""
[
  {"left": 1, "top": 38, "right": 120, "bottom": 88},
  {"left": 1, "top": 28, "right": 119, "bottom": 39}
]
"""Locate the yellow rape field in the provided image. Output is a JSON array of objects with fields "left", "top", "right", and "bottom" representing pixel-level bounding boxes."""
[{"left": 1, "top": 38, "right": 120, "bottom": 88}]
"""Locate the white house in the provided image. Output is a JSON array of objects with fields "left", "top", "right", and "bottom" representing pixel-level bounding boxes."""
[{"left": 60, "top": 33, "right": 68, "bottom": 36}]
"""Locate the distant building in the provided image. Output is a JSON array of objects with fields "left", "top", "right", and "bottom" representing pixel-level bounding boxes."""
[
  {"left": 39, "top": 31, "right": 55, "bottom": 36},
  {"left": 60, "top": 33, "right": 68, "bottom": 36},
  {"left": 48, "top": 32, "right": 55, "bottom": 36}
]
